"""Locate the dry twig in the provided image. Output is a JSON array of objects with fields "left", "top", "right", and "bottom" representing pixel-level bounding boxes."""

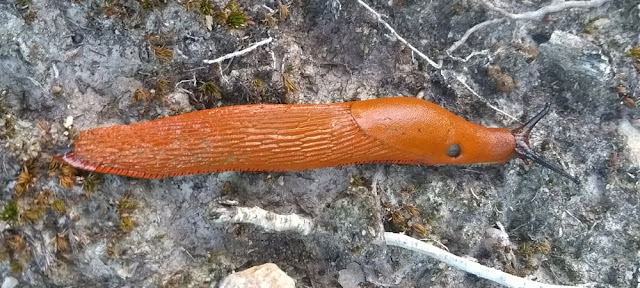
[
  {"left": 203, "top": 37, "right": 273, "bottom": 65},
  {"left": 356, "top": 0, "right": 442, "bottom": 69},
  {"left": 210, "top": 206, "right": 315, "bottom": 235},
  {"left": 448, "top": 0, "right": 610, "bottom": 56},
  {"left": 384, "top": 232, "right": 587, "bottom": 288}
]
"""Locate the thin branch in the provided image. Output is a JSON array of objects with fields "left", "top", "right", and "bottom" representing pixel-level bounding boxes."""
[
  {"left": 479, "top": 0, "right": 609, "bottom": 21},
  {"left": 453, "top": 73, "right": 521, "bottom": 123},
  {"left": 261, "top": 4, "right": 275, "bottom": 13},
  {"left": 447, "top": 0, "right": 610, "bottom": 55},
  {"left": 209, "top": 206, "right": 315, "bottom": 235},
  {"left": 446, "top": 18, "right": 505, "bottom": 55},
  {"left": 356, "top": 0, "right": 442, "bottom": 69},
  {"left": 203, "top": 37, "right": 273, "bottom": 65},
  {"left": 384, "top": 232, "right": 587, "bottom": 288}
]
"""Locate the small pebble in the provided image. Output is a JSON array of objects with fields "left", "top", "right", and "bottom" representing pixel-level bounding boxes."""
[
  {"left": 483, "top": 227, "right": 511, "bottom": 252},
  {"left": 64, "top": 115, "right": 74, "bottom": 129},
  {"left": 219, "top": 263, "right": 295, "bottom": 288},
  {"left": 52, "top": 85, "right": 63, "bottom": 96},
  {"left": 2, "top": 277, "right": 18, "bottom": 288}
]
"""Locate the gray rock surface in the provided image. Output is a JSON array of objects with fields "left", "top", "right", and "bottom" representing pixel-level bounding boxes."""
[{"left": 1, "top": 0, "right": 639, "bottom": 287}]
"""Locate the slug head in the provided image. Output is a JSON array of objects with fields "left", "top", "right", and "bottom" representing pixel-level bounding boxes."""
[{"left": 512, "top": 103, "right": 579, "bottom": 184}]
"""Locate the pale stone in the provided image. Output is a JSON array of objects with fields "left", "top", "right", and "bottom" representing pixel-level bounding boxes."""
[{"left": 219, "top": 263, "right": 295, "bottom": 288}]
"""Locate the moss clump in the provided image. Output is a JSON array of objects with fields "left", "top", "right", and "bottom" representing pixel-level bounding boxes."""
[
  {"left": 59, "top": 164, "right": 76, "bottom": 189},
  {"left": 263, "top": 13, "right": 277, "bottom": 27},
  {"left": 155, "top": 79, "right": 169, "bottom": 95},
  {"left": 14, "top": 168, "right": 35, "bottom": 197},
  {"left": 2, "top": 201, "right": 19, "bottom": 223},
  {"left": 23, "top": 11, "right": 36, "bottom": 23},
  {"left": 82, "top": 173, "right": 99, "bottom": 193},
  {"left": 252, "top": 78, "right": 264, "bottom": 93},
  {"left": 138, "top": 0, "right": 153, "bottom": 9},
  {"left": 23, "top": 206, "right": 45, "bottom": 222},
  {"left": 9, "top": 261, "right": 22, "bottom": 274},
  {"left": 627, "top": 46, "right": 640, "bottom": 59},
  {"left": 51, "top": 199, "right": 66, "bottom": 214},
  {"left": 404, "top": 204, "right": 420, "bottom": 217},
  {"left": 411, "top": 223, "right": 428, "bottom": 237},
  {"left": 278, "top": 3, "right": 289, "bottom": 19},
  {"left": 200, "top": 0, "right": 212, "bottom": 15},
  {"left": 518, "top": 242, "right": 534, "bottom": 259},
  {"left": 201, "top": 82, "right": 221, "bottom": 99},
  {"left": 152, "top": 46, "right": 173, "bottom": 61},
  {"left": 226, "top": 10, "right": 249, "bottom": 29},
  {"left": 119, "top": 216, "right": 135, "bottom": 232},
  {"left": 117, "top": 197, "right": 138, "bottom": 213},
  {"left": 132, "top": 89, "right": 153, "bottom": 103},
  {"left": 350, "top": 174, "right": 366, "bottom": 187},
  {"left": 282, "top": 73, "right": 297, "bottom": 94},
  {"left": 3, "top": 115, "right": 16, "bottom": 139},
  {"left": 214, "top": 1, "right": 249, "bottom": 30}
]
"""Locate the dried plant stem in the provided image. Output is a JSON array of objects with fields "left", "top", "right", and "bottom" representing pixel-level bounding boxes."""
[
  {"left": 209, "top": 206, "right": 315, "bottom": 235},
  {"left": 203, "top": 37, "right": 273, "bottom": 65},
  {"left": 479, "top": 0, "right": 609, "bottom": 21},
  {"left": 448, "top": 0, "right": 609, "bottom": 55},
  {"left": 384, "top": 232, "right": 587, "bottom": 288},
  {"left": 356, "top": 0, "right": 442, "bottom": 69}
]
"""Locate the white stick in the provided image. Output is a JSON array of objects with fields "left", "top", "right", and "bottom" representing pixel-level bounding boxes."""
[
  {"left": 384, "top": 232, "right": 586, "bottom": 288},
  {"left": 446, "top": 18, "right": 505, "bottom": 55},
  {"left": 356, "top": 0, "right": 442, "bottom": 69},
  {"left": 454, "top": 74, "right": 521, "bottom": 123},
  {"left": 210, "top": 206, "right": 315, "bottom": 235},
  {"left": 447, "top": 0, "right": 609, "bottom": 54},
  {"left": 203, "top": 37, "right": 273, "bottom": 65},
  {"left": 480, "top": 0, "right": 609, "bottom": 21}
]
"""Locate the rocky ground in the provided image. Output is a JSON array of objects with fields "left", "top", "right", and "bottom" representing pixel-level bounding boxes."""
[{"left": 1, "top": 0, "right": 639, "bottom": 287}]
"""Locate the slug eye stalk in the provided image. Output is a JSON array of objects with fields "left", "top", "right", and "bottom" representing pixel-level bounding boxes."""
[{"left": 512, "top": 103, "right": 579, "bottom": 184}]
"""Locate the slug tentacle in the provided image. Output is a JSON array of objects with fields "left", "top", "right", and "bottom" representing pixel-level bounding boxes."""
[{"left": 512, "top": 103, "right": 579, "bottom": 184}]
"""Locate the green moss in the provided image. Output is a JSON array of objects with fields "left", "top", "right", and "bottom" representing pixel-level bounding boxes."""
[
  {"left": 117, "top": 198, "right": 138, "bottom": 213},
  {"left": 212, "top": 1, "right": 249, "bottom": 30},
  {"left": 350, "top": 174, "right": 366, "bottom": 187},
  {"left": 201, "top": 82, "right": 221, "bottom": 99},
  {"left": 51, "top": 199, "right": 66, "bottom": 214},
  {"left": 119, "top": 216, "right": 135, "bottom": 232},
  {"left": 2, "top": 201, "right": 19, "bottom": 223},
  {"left": 82, "top": 173, "right": 99, "bottom": 193},
  {"left": 518, "top": 242, "right": 533, "bottom": 259},
  {"left": 200, "top": 0, "right": 212, "bottom": 15},
  {"left": 226, "top": 10, "right": 248, "bottom": 29},
  {"left": 627, "top": 46, "right": 640, "bottom": 59},
  {"left": 138, "top": 0, "right": 153, "bottom": 10},
  {"left": 9, "top": 261, "right": 22, "bottom": 274}
]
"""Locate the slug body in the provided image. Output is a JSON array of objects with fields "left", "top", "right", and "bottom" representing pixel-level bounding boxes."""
[{"left": 62, "top": 97, "right": 576, "bottom": 182}]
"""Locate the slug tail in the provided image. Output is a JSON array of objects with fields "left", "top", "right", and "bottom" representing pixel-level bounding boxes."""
[
  {"left": 512, "top": 103, "right": 579, "bottom": 184},
  {"left": 60, "top": 152, "right": 167, "bottom": 179},
  {"left": 60, "top": 152, "right": 99, "bottom": 173}
]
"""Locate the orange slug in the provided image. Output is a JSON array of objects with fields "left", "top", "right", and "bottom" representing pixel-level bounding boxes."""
[{"left": 59, "top": 97, "right": 578, "bottom": 183}]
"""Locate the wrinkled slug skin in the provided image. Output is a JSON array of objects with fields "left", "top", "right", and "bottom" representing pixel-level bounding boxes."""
[{"left": 62, "top": 97, "right": 516, "bottom": 178}]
